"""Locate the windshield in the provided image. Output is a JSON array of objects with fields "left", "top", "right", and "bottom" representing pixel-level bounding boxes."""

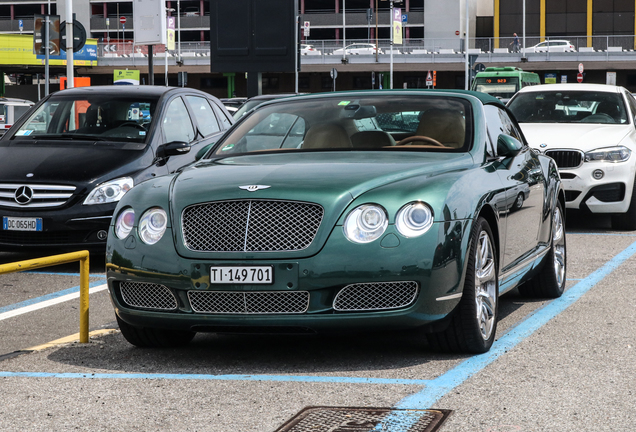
[
  {"left": 233, "top": 98, "right": 278, "bottom": 119},
  {"left": 212, "top": 95, "right": 472, "bottom": 156},
  {"left": 508, "top": 91, "right": 628, "bottom": 124},
  {"left": 473, "top": 77, "right": 519, "bottom": 99},
  {"left": 12, "top": 95, "right": 159, "bottom": 142}
]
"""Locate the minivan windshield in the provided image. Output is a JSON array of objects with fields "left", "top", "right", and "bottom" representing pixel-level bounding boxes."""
[
  {"left": 12, "top": 95, "right": 159, "bottom": 142},
  {"left": 508, "top": 91, "right": 628, "bottom": 124}
]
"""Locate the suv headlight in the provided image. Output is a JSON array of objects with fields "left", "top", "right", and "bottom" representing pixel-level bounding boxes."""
[
  {"left": 343, "top": 204, "right": 388, "bottom": 243},
  {"left": 584, "top": 146, "right": 631, "bottom": 163},
  {"left": 84, "top": 177, "right": 134, "bottom": 205},
  {"left": 138, "top": 207, "right": 168, "bottom": 245},
  {"left": 395, "top": 202, "right": 434, "bottom": 238}
]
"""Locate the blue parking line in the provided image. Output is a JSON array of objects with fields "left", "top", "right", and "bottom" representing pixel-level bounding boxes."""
[
  {"left": 566, "top": 232, "right": 636, "bottom": 236},
  {"left": 394, "top": 237, "right": 636, "bottom": 410},
  {"left": 0, "top": 281, "right": 107, "bottom": 314},
  {"left": 0, "top": 371, "right": 430, "bottom": 386}
]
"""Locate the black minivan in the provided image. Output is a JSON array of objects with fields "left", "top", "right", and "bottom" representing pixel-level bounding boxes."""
[{"left": 0, "top": 86, "right": 233, "bottom": 251}]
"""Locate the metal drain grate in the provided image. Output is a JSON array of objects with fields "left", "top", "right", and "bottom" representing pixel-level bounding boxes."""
[{"left": 275, "top": 406, "right": 452, "bottom": 432}]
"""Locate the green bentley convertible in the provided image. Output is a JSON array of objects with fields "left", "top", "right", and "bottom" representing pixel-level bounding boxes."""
[{"left": 106, "top": 90, "right": 566, "bottom": 354}]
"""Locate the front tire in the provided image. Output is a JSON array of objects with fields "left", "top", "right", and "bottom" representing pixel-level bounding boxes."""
[
  {"left": 427, "top": 217, "right": 498, "bottom": 354},
  {"left": 611, "top": 179, "right": 636, "bottom": 230},
  {"left": 116, "top": 315, "right": 196, "bottom": 348},
  {"left": 519, "top": 200, "right": 566, "bottom": 298}
]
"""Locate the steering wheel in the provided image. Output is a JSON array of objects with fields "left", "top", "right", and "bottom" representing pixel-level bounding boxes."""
[
  {"left": 580, "top": 113, "right": 614, "bottom": 123},
  {"left": 398, "top": 135, "right": 445, "bottom": 147},
  {"left": 117, "top": 122, "right": 146, "bottom": 130}
]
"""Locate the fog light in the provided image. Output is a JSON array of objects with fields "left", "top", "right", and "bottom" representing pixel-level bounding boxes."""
[
  {"left": 97, "top": 230, "right": 108, "bottom": 240},
  {"left": 592, "top": 169, "right": 604, "bottom": 180}
]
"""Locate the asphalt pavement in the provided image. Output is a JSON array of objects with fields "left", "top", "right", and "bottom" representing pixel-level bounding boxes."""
[{"left": 0, "top": 212, "right": 635, "bottom": 431}]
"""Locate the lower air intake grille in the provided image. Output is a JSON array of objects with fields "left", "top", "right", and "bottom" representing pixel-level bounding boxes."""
[
  {"left": 333, "top": 281, "right": 419, "bottom": 312},
  {"left": 120, "top": 282, "right": 178, "bottom": 310},
  {"left": 188, "top": 290, "right": 310, "bottom": 314}
]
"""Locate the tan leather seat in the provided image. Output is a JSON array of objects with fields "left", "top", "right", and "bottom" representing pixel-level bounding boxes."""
[
  {"left": 350, "top": 130, "right": 396, "bottom": 148},
  {"left": 413, "top": 109, "right": 466, "bottom": 148},
  {"left": 302, "top": 123, "right": 352, "bottom": 149}
]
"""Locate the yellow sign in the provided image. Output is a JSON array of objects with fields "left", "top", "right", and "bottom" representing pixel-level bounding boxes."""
[
  {"left": 393, "top": 8, "right": 402, "bottom": 45},
  {"left": 0, "top": 34, "right": 97, "bottom": 66},
  {"left": 114, "top": 69, "right": 140, "bottom": 85}
]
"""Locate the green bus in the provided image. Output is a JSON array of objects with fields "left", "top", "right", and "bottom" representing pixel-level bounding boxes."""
[{"left": 471, "top": 67, "right": 541, "bottom": 103}]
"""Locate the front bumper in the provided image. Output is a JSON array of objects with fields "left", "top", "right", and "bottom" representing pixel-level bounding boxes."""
[
  {"left": 106, "top": 220, "right": 470, "bottom": 334},
  {"left": 0, "top": 201, "right": 116, "bottom": 250},
  {"left": 560, "top": 160, "right": 635, "bottom": 214}
]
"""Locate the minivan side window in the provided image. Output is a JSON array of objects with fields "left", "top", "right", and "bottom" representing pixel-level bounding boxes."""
[
  {"left": 162, "top": 97, "right": 196, "bottom": 143},
  {"left": 185, "top": 96, "right": 221, "bottom": 137}
]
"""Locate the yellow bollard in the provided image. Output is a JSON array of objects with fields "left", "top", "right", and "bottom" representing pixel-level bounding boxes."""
[{"left": 0, "top": 251, "right": 91, "bottom": 343}]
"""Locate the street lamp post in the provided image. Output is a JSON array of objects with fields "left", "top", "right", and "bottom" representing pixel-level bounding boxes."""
[
  {"left": 342, "top": 0, "right": 346, "bottom": 63},
  {"left": 177, "top": 0, "right": 181, "bottom": 64}
]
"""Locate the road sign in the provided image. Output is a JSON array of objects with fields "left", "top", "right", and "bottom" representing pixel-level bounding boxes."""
[
  {"left": 578, "top": 63, "right": 584, "bottom": 73},
  {"left": 19, "top": 20, "right": 23, "bottom": 32},
  {"left": 577, "top": 72, "right": 583, "bottom": 83},
  {"left": 60, "top": 19, "right": 87, "bottom": 53},
  {"left": 120, "top": 16, "right": 126, "bottom": 24},
  {"left": 402, "top": 14, "right": 407, "bottom": 23},
  {"left": 474, "top": 63, "right": 486, "bottom": 72},
  {"left": 426, "top": 70, "right": 433, "bottom": 86},
  {"left": 304, "top": 21, "right": 310, "bottom": 37},
  {"left": 330, "top": 68, "right": 338, "bottom": 80}
]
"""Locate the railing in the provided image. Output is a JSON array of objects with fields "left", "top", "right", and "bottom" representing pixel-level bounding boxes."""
[{"left": 0, "top": 251, "right": 91, "bottom": 343}]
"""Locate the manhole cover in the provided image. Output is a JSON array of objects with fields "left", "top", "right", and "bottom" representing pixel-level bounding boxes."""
[{"left": 275, "top": 406, "right": 452, "bottom": 432}]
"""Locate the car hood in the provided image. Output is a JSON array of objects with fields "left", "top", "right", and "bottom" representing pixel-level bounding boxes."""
[
  {"left": 0, "top": 142, "right": 145, "bottom": 188},
  {"left": 519, "top": 123, "right": 633, "bottom": 152},
  {"left": 170, "top": 151, "right": 474, "bottom": 259}
]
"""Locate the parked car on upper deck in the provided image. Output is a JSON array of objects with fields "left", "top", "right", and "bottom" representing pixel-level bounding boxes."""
[
  {"left": 0, "top": 86, "right": 233, "bottom": 251},
  {"left": 332, "top": 43, "right": 383, "bottom": 56},
  {"left": 106, "top": 89, "right": 566, "bottom": 354},
  {"left": 508, "top": 83, "right": 636, "bottom": 230},
  {"left": 530, "top": 40, "right": 575, "bottom": 52}
]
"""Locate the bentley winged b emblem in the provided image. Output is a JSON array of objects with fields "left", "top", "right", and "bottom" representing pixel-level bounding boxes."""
[{"left": 239, "top": 185, "right": 271, "bottom": 192}]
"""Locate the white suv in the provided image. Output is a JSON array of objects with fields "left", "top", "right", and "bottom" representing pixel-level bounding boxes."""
[
  {"left": 0, "top": 98, "right": 34, "bottom": 136},
  {"left": 508, "top": 84, "right": 636, "bottom": 230}
]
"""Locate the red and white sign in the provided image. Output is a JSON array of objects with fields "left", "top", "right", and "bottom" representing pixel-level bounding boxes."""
[
  {"left": 426, "top": 71, "right": 433, "bottom": 86},
  {"left": 455, "top": 30, "right": 460, "bottom": 36},
  {"left": 120, "top": 16, "right": 127, "bottom": 24},
  {"left": 577, "top": 72, "right": 583, "bottom": 83},
  {"left": 578, "top": 63, "right": 584, "bottom": 73}
]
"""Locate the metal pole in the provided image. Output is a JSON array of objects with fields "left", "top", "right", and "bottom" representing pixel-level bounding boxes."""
[
  {"left": 66, "top": 0, "right": 74, "bottom": 89},
  {"left": 522, "top": 0, "right": 526, "bottom": 58},
  {"left": 342, "top": 0, "right": 346, "bottom": 63},
  {"left": 464, "top": 0, "right": 469, "bottom": 90},
  {"left": 44, "top": 15, "right": 50, "bottom": 96},
  {"left": 390, "top": 0, "right": 393, "bottom": 89},
  {"left": 177, "top": 0, "right": 181, "bottom": 63},
  {"left": 165, "top": 45, "right": 168, "bottom": 86},
  {"left": 375, "top": 0, "right": 378, "bottom": 62},
  {"left": 148, "top": 45, "right": 154, "bottom": 85},
  {"left": 295, "top": 0, "right": 299, "bottom": 93}
]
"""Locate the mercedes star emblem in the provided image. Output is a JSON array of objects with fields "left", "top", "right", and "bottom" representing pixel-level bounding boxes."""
[
  {"left": 14, "top": 185, "right": 34, "bottom": 205},
  {"left": 239, "top": 185, "right": 271, "bottom": 192}
]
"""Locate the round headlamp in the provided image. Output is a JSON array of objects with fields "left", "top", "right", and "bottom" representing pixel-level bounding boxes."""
[
  {"left": 114, "top": 208, "right": 135, "bottom": 239},
  {"left": 343, "top": 204, "right": 388, "bottom": 243},
  {"left": 138, "top": 207, "right": 168, "bottom": 245},
  {"left": 395, "top": 202, "right": 434, "bottom": 238}
]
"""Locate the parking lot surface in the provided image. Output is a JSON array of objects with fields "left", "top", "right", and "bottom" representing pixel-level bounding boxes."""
[{"left": 1, "top": 212, "right": 635, "bottom": 431}]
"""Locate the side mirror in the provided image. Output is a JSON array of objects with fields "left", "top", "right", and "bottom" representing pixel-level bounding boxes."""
[
  {"left": 156, "top": 141, "right": 191, "bottom": 159},
  {"left": 195, "top": 142, "right": 216, "bottom": 161},
  {"left": 497, "top": 134, "right": 523, "bottom": 158}
]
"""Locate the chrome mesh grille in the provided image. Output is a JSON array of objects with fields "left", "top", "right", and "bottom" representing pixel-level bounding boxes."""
[
  {"left": 545, "top": 150, "right": 583, "bottom": 169},
  {"left": 182, "top": 200, "right": 324, "bottom": 252},
  {"left": 188, "top": 290, "right": 310, "bottom": 314},
  {"left": 0, "top": 183, "right": 76, "bottom": 208},
  {"left": 333, "top": 281, "right": 419, "bottom": 311},
  {"left": 120, "top": 282, "right": 178, "bottom": 310}
]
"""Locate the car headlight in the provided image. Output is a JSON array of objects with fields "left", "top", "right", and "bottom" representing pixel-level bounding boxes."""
[
  {"left": 343, "top": 204, "right": 388, "bottom": 243},
  {"left": 114, "top": 208, "right": 135, "bottom": 239},
  {"left": 84, "top": 177, "right": 134, "bottom": 205},
  {"left": 138, "top": 207, "right": 168, "bottom": 245},
  {"left": 395, "top": 202, "right": 434, "bottom": 238},
  {"left": 584, "top": 146, "right": 631, "bottom": 163}
]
